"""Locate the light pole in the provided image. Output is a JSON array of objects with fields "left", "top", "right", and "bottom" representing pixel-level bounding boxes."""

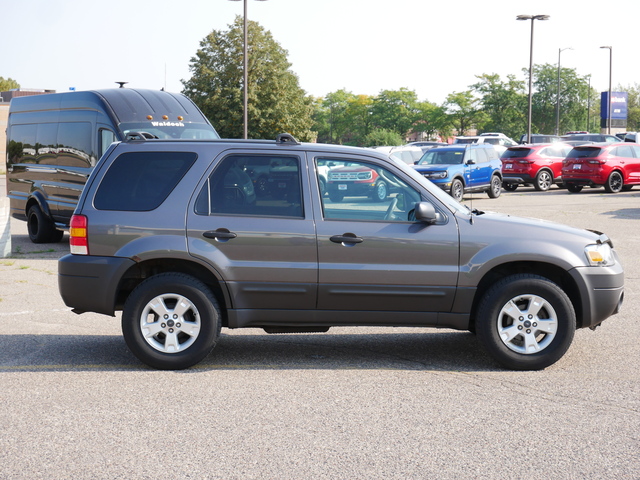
[
  {"left": 556, "top": 47, "right": 572, "bottom": 135},
  {"left": 517, "top": 14, "right": 550, "bottom": 144},
  {"left": 230, "top": 0, "right": 268, "bottom": 139},
  {"left": 600, "top": 46, "right": 612, "bottom": 135}
]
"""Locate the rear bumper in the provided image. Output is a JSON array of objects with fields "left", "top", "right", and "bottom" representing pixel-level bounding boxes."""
[{"left": 58, "top": 254, "right": 136, "bottom": 316}]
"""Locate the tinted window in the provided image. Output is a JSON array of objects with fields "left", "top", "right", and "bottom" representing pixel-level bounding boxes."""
[
  {"left": 567, "top": 147, "right": 602, "bottom": 159},
  {"left": 7, "top": 124, "right": 37, "bottom": 163},
  {"left": 95, "top": 152, "right": 196, "bottom": 211},
  {"left": 195, "top": 155, "right": 303, "bottom": 218},
  {"left": 503, "top": 148, "right": 533, "bottom": 159},
  {"left": 613, "top": 145, "right": 634, "bottom": 158},
  {"left": 57, "top": 122, "right": 93, "bottom": 167}
]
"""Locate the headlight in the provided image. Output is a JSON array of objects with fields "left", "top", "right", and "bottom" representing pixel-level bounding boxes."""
[{"left": 585, "top": 243, "right": 615, "bottom": 266}]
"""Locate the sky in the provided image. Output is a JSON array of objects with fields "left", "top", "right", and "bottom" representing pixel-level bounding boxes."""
[{"left": 3, "top": 0, "right": 638, "bottom": 106}]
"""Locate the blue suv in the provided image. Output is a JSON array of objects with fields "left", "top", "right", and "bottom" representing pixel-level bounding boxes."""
[{"left": 413, "top": 144, "right": 503, "bottom": 201}]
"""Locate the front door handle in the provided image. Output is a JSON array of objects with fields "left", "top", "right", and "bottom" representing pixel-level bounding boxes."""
[
  {"left": 330, "top": 232, "right": 363, "bottom": 245},
  {"left": 203, "top": 228, "right": 237, "bottom": 242}
]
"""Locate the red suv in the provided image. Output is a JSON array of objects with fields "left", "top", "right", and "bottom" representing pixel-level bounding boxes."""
[
  {"left": 502, "top": 143, "right": 572, "bottom": 191},
  {"left": 562, "top": 143, "right": 640, "bottom": 193}
]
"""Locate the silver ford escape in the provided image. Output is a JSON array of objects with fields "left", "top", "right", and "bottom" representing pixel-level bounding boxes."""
[{"left": 58, "top": 134, "right": 624, "bottom": 370}]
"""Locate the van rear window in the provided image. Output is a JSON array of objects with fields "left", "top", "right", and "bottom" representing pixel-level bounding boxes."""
[{"left": 94, "top": 152, "right": 196, "bottom": 211}]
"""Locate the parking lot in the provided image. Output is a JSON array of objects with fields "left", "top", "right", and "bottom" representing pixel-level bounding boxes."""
[{"left": 1, "top": 180, "right": 639, "bottom": 479}]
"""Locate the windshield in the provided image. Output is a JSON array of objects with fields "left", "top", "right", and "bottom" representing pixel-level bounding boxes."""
[
  {"left": 392, "top": 160, "right": 470, "bottom": 215},
  {"left": 418, "top": 150, "right": 464, "bottom": 165},
  {"left": 120, "top": 122, "right": 220, "bottom": 140}
]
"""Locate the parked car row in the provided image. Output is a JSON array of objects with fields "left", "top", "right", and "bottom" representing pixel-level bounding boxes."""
[{"left": 501, "top": 142, "right": 640, "bottom": 194}]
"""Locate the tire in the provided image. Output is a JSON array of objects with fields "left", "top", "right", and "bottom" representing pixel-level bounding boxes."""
[
  {"left": 622, "top": 185, "right": 633, "bottom": 191},
  {"left": 122, "top": 273, "right": 221, "bottom": 370},
  {"left": 476, "top": 274, "right": 576, "bottom": 370},
  {"left": 27, "top": 204, "right": 62, "bottom": 244},
  {"left": 534, "top": 170, "right": 553, "bottom": 191},
  {"left": 604, "top": 171, "right": 623, "bottom": 193},
  {"left": 487, "top": 175, "right": 502, "bottom": 198},
  {"left": 503, "top": 183, "right": 518, "bottom": 192},
  {"left": 566, "top": 184, "right": 583, "bottom": 193},
  {"left": 371, "top": 181, "right": 388, "bottom": 202},
  {"left": 450, "top": 178, "right": 464, "bottom": 202},
  {"left": 328, "top": 191, "right": 344, "bottom": 203}
]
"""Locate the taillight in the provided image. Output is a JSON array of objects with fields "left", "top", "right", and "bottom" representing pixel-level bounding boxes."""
[{"left": 69, "top": 214, "right": 89, "bottom": 255}]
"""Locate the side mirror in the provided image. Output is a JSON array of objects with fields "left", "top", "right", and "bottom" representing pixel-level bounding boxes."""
[{"left": 413, "top": 202, "right": 439, "bottom": 224}]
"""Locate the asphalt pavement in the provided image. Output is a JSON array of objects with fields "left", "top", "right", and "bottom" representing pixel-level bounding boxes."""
[{"left": 1, "top": 180, "right": 639, "bottom": 479}]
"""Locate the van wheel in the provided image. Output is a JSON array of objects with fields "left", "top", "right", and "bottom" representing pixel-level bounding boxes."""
[
  {"left": 27, "top": 205, "right": 62, "bottom": 243},
  {"left": 476, "top": 274, "right": 576, "bottom": 370},
  {"left": 487, "top": 175, "right": 502, "bottom": 198},
  {"left": 604, "top": 171, "right": 623, "bottom": 193},
  {"left": 122, "top": 273, "right": 221, "bottom": 370}
]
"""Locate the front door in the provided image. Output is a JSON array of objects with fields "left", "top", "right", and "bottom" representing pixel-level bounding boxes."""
[{"left": 312, "top": 155, "right": 460, "bottom": 322}]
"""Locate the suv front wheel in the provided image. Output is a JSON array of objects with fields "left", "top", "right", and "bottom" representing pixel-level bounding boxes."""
[
  {"left": 122, "top": 273, "right": 221, "bottom": 370},
  {"left": 475, "top": 274, "right": 576, "bottom": 370}
]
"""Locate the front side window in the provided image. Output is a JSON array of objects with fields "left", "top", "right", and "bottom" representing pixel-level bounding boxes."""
[
  {"left": 195, "top": 155, "right": 303, "bottom": 218},
  {"left": 319, "top": 158, "right": 421, "bottom": 222}
]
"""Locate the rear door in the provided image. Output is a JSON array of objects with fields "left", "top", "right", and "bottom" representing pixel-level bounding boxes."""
[{"left": 187, "top": 151, "right": 317, "bottom": 311}]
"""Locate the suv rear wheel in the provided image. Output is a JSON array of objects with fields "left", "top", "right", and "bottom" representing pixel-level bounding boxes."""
[
  {"left": 476, "top": 274, "right": 576, "bottom": 370},
  {"left": 534, "top": 169, "right": 553, "bottom": 191},
  {"left": 122, "top": 273, "right": 221, "bottom": 370},
  {"left": 487, "top": 175, "right": 502, "bottom": 198},
  {"left": 604, "top": 171, "right": 623, "bottom": 193}
]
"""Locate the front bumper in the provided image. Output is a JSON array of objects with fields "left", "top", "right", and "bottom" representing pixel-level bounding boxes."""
[{"left": 569, "top": 261, "right": 624, "bottom": 328}]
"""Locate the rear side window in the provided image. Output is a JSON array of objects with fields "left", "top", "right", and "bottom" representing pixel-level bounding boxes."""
[
  {"left": 94, "top": 151, "right": 196, "bottom": 211},
  {"left": 195, "top": 155, "right": 303, "bottom": 218}
]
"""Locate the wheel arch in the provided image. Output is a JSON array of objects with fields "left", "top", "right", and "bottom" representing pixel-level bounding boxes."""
[
  {"left": 468, "top": 261, "right": 583, "bottom": 331},
  {"left": 25, "top": 191, "right": 54, "bottom": 220},
  {"left": 114, "top": 258, "right": 232, "bottom": 327}
]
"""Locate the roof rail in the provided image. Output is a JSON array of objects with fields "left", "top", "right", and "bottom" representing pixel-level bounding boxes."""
[
  {"left": 125, "top": 131, "right": 159, "bottom": 142},
  {"left": 276, "top": 133, "right": 300, "bottom": 145}
]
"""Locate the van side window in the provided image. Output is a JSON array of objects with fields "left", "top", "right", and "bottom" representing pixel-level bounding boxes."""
[
  {"left": 57, "top": 122, "right": 93, "bottom": 167},
  {"left": 100, "top": 129, "right": 117, "bottom": 157},
  {"left": 7, "top": 124, "right": 37, "bottom": 164},
  {"left": 94, "top": 152, "right": 197, "bottom": 211},
  {"left": 195, "top": 155, "right": 303, "bottom": 218}
]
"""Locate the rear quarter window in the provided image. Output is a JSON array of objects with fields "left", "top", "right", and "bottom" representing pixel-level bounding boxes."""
[{"left": 94, "top": 151, "right": 197, "bottom": 211}]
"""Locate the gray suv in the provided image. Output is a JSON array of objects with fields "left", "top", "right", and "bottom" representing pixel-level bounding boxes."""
[{"left": 58, "top": 134, "right": 624, "bottom": 371}]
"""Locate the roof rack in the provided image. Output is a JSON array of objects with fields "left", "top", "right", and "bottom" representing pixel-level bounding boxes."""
[{"left": 276, "top": 133, "right": 300, "bottom": 145}]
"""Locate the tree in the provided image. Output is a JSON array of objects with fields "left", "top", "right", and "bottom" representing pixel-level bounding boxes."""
[
  {"left": 529, "top": 64, "right": 591, "bottom": 135},
  {"left": 363, "top": 128, "right": 403, "bottom": 147},
  {"left": 471, "top": 74, "right": 527, "bottom": 139},
  {"left": 0, "top": 76, "right": 19, "bottom": 91},
  {"left": 412, "top": 101, "right": 452, "bottom": 141},
  {"left": 313, "top": 89, "right": 356, "bottom": 144},
  {"left": 182, "top": 16, "right": 315, "bottom": 141},
  {"left": 444, "top": 91, "right": 487, "bottom": 135},
  {"left": 370, "top": 88, "right": 419, "bottom": 137}
]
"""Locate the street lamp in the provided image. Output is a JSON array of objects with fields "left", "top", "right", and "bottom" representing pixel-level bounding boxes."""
[
  {"left": 229, "top": 0, "right": 268, "bottom": 139},
  {"left": 600, "top": 46, "right": 612, "bottom": 135},
  {"left": 556, "top": 47, "right": 572, "bottom": 135},
  {"left": 517, "top": 14, "right": 550, "bottom": 144}
]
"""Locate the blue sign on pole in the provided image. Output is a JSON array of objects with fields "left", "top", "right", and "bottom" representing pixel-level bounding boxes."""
[{"left": 601, "top": 91, "right": 628, "bottom": 120}]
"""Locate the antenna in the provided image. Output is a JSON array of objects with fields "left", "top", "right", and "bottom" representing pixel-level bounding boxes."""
[{"left": 115, "top": 82, "right": 128, "bottom": 88}]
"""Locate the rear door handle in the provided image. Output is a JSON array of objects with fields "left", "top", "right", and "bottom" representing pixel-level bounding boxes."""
[
  {"left": 203, "top": 228, "right": 237, "bottom": 242},
  {"left": 330, "top": 233, "right": 363, "bottom": 245}
]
